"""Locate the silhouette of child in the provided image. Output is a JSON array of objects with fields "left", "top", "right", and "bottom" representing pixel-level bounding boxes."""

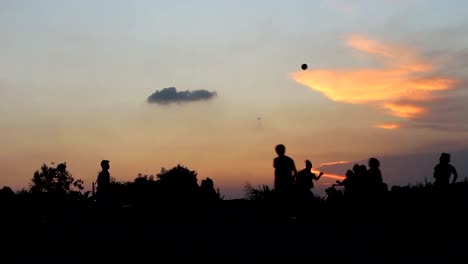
[
  {"left": 273, "top": 144, "right": 297, "bottom": 193},
  {"left": 96, "top": 160, "right": 111, "bottom": 205},
  {"left": 296, "top": 160, "right": 323, "bottom": 192},
  {"left": 295, "top": 160, "right": 323, "bottom": 216},
  {"left": 433, "top": 153, "right": 458, "bottom": 187},
  {"left": 335, "top": 169, "right": 355, "bottom": 196}
]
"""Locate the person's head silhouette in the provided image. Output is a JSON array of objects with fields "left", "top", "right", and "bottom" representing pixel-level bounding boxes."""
[
  {"left": 368, "top": 157, "right": 380, "bottom": 169},
  {"left": 101, "top": 160, "right": 110, "bottom": 170},
  {"left": 359, "top": 164, "right": 367, "bottom": 174},
  {"left": 440, "top": 153, "right": 451, "bottom": 164},
  {"left": 352, "top": 164, "right": 360, "bottom": 174},
  {"left": 305, "top": 160, "right": 312, "bottom": 170},
  {"left": 275, "top": 144, "right": 286, "bottom": 156}
]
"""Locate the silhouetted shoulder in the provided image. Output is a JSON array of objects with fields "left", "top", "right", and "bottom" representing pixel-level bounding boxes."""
[
  {"left": 274, "top": 156, "right": 295, "bottom": 168},
  {"left": 448, "top": 164, "right": 457, "bottom": 174}
]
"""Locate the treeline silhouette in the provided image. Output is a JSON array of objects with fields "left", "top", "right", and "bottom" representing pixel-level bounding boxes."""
[
  {"left": 0, "top": 152, "right": 467, "bottom": 262},
  {"left": 1, "top": 162, "right": 221, "bottom": 222}
]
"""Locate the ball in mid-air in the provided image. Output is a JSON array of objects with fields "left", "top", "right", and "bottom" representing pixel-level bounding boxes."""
[{"left": 301, "top": 64, "right": 308, "bottom": 70}]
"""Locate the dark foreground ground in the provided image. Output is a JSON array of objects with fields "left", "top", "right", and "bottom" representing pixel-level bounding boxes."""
[{"left": 1, "top": 192, "right": 468, "bottom": 263}]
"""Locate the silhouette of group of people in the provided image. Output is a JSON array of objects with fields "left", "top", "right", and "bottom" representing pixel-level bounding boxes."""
[
  {"left": 331, "top": 157, "right": 387, "bottom": 199},
  {"left": 272, "top": 144, "right": 460, "bottom": 209},
  {"left": 92, "top": 147, "right": 459, "bottom": 214},
  {"left": 273, "top": 144, "right": 323, "bottom": 203},
  {"left": 329, "top": 152, "right": 458, "bottom": 200}
]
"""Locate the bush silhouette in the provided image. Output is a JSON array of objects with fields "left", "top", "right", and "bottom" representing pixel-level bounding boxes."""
[{"left": 30, "top": 162, "right": 84, "bottom": 195}]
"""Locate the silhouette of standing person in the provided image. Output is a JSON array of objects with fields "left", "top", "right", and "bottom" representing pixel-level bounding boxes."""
[
  {"left": 433, "top": 153, "right": 458, "bottom": 187},
  {"left": 296, "top": 160, "right": 323, "bottom": 194},
  {"left": 96, "top": 160, "right": 111, "bottom": 208},
  {"left": 296, "top": 160, "right": 323, "bottom": 216},
  {"left": 273, "top": 144, "right": 297, "bottom": 195},
  {"left": 367, "top": 157, "right": 384, "bottom": 193}
]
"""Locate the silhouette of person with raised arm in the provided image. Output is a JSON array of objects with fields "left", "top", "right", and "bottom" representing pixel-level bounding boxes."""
[
  {"left": 433, "top": 153, "right": 458, "bottom": 187},
  {"left": 296, "top": 160, "right": 323, "bottom": 216},
  {"left": 273, "top": 144, "right": 297, "bottom": 194},
  {"left": 296, "top": 160, "right": 323, "bottom": 194},
  {"left": 96, "top": 160, "right": 111, "bottom": 208}
]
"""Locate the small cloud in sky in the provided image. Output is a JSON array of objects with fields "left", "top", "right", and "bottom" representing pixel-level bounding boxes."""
[
  {"left": 375, "top": 123, "right": 401, "bottom": 130},
  {"left": 383, "top": 103, "right": 425, "bottom": 119},
  {"left": 291, "top": 34, "right": 456, "bottom": 129},
  {"left": 147, "top": 87, "right": 217, "bottom": 105}
]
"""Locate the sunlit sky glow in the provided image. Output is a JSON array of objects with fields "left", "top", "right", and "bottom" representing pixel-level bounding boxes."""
[
  {"left": 291, "top": 34, "right": 455, "bottom": 128},
  {"left": 1, "top": 0, "right": 468, "bottom": 198},
  {"left": 375, "top": 123, "right": 401, "bottom": 130}
]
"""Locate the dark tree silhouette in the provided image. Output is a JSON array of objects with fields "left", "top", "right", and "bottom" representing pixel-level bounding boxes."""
[
  {"left": 30, "top": 162, "right": 84, "bottom": 194},
  {"left": 157, "top": 164, "right": 199, "bottom": 194},
  {"left": 0, "top": 186, "right": 14, "bottom": 197},
  {"left": 200, "top": 177, "right": 218, "bottom": 200},
  {"left": 0, "top": 186, "right": 15, "bottom": 207}
]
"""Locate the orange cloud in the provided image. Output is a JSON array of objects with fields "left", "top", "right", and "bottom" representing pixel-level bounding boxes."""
[
  {"left": 375, "top": 123, "right": 401, "bottom": 130},
  {"left": 346, "top": 35, "right": 433, "bottom": 72},
  {"left": 291, "top": 35, "right": 455, "bottom": 128},
  {"left": 347, "top": 35, "right": 399, "bottom": 59},
  {"left": 383, "top": 103, "right": 425, "bottom": 119}
]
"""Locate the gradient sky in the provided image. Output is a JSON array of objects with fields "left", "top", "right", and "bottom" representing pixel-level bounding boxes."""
[{"left": 1, "top": 0, "right": 468, "bottom": 198}]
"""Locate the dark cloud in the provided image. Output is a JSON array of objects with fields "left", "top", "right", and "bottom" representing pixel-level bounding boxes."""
[{"left": 147, "top": 87, "right": 217, "bottom": 105}]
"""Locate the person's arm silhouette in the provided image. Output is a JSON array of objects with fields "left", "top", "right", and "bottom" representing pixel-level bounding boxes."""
[
  {"left": 451, "top": 165, "right": 458, "bottom": 184},
  {"left": 312, "top": 172, "right": 324, "bottom": 181},
  {"left": 318, "top": 172, "right": 324, "bottom": 180},
  {"left": 433, "top": 165, "right": 439, "bottom": 181}
]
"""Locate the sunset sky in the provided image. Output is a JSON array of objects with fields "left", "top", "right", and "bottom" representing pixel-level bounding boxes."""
[{"left": 1, "top": 0, "right": 468, "bottom": 198}]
